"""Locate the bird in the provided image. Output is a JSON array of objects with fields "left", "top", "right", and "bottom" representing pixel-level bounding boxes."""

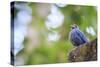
[{"left": 69, "top": 24, "right": 89, "bottom": 46}]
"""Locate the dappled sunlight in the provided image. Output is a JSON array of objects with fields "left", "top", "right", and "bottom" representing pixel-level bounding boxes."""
[
  {"left": 13, "top": 3, "right": 32, "bottom": 55},
  {"left": 47, "top": 32, "right": 60, "bottom": 42},
  {"left": 55, "top": 3, "right": 67, "bottom": 7},
  {"left": 45, "top": 5, "right": 64, "bottom": 29},
  {"left": 11, "top": 2, "right": 97, "bottom": 66},
  {"left": 86, "top": 26, "right": 96, "bottom": 36}
]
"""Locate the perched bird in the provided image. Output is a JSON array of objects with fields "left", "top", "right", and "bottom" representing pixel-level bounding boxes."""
[{"left": 69, "top": 24, "right": 89, "bottom": 46}]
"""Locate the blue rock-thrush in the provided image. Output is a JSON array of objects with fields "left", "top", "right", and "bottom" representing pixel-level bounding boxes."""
[{"left": 69, "top": 24, "right": 88, "bottom": 46}]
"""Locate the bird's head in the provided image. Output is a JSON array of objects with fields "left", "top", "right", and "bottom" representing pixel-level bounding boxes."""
[{"left": 71, "top": 24, "right": 78, "bottom": 29}]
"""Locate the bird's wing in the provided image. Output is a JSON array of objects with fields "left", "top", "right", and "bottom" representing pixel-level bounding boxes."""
[
  {"left": 69, "top": 32, "right": 74, "bottom": 45},
  {"left": 69, "top": 31, "right": 79, "bottom": 46},
  {"left": 76, "top": 29, "right": 88, "bottom": 43}
]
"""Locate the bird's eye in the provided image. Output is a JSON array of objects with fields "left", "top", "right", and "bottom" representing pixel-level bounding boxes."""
[{"left": 72, "top": 27, "right": 75, "bottom": 29}]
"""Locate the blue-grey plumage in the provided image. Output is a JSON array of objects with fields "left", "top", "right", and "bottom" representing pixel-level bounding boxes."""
[{"left": 69, "top": 24, "right": 88, "bottom": 46}]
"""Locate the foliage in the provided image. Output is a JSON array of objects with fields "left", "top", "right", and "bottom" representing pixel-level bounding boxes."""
[{"left": 14, "top": 2, "right": 97, "bottom": 65}]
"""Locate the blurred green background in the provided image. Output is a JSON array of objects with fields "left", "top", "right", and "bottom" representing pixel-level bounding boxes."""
[{"left": 14, "top": 2, "right": 97, "bottom": 65}]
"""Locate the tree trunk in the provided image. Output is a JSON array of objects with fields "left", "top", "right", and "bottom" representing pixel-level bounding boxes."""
[{"left": 68, "top": 38, "right": 97, "bottom": 62}]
